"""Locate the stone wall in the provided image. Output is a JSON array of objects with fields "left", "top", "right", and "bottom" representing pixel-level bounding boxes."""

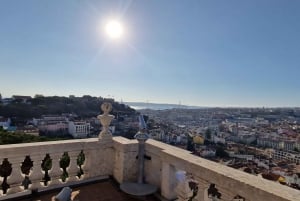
[
  {"left": 1, "top": 137, "right": 299, "bottom": 201},
  {"left": 0, "top": 138, "right": 114, "bottom": 197},
  {"left": 113, "top": 137, "right": 138, "bottom": 183},
  {"left": 144, "top": 139, "right": 300, "bottom": 201}
]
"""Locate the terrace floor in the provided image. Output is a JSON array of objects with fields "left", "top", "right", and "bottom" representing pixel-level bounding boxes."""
[{"left": 19, "top": 180, "right": 160, "bottom": 201}]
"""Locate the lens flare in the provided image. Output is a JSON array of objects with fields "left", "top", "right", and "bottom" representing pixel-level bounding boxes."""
[{"left": 105, "top": 20, "right": 124, "bottom": 39}]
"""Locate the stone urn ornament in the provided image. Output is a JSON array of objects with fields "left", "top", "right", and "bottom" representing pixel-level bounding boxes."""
[{"left": 98, "top": 102, "right": 114, "bottom": 140}]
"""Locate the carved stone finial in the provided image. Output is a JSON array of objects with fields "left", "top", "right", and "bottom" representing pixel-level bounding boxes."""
[
  {"left": 98, "top": 102, "right": 114, "bottom": 141},
  {"left": 101, "top": 102, "right": 112, "bottom": 115}
]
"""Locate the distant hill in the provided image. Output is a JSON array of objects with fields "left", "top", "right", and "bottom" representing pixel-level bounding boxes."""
[
  {"left": 125, "top": 102, "right": 204, "bottom": 110},
  {"left": 0, "top": 96, "right": 136, "bottom": 119}
]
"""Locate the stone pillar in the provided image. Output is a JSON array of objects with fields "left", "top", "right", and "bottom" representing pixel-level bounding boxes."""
[
  {"left": 113, "top": 138, "right": 138, "bottom": 183},
  {"left": 49, "top": 153, "right": 62, "bottom": 186},
  {"left": 67, "top": 151, "right": 79, "bottom": 182},
  {"left": 82, "top": 150, "right": 90, "bottom": 180},
  {"left": 161, "top": 162, "right": 177, "bottom": 200},
  {"left": 6, "top": 158, "right": 23, "bottom": 194},
  {"left": 30, "top": 155, "right": 44, "bottom": 189},
  {"left": 114, "top": 150, "right": 136, "bottom": 183},
  {"left": 194, "top": 180, "right": 210, "bottom": 201}
]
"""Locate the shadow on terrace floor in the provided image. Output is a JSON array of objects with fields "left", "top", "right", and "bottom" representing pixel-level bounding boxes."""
[{"left": 19, "top": 180, "right": 160, "bottom": 201}]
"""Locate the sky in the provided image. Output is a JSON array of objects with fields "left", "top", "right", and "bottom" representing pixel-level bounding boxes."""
[{"left": 0, "top": 0, "right": 300, "bottom": 107}]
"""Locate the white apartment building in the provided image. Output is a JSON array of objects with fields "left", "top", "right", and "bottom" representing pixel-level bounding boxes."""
[
  {"left": 284, "top": 140, "right": 296, "bottom": 151},
  {"left": 257, "top": 137, "right": 298, "bottom": 151},
  {"left": 68, "top": 121, "right": 90, "bottom": 138},
  {"left": 271, "top": 150, "right": 300, "bottom": 164},
  {"left": 257, "top": 138, "right": 284, "bottom": 150}
]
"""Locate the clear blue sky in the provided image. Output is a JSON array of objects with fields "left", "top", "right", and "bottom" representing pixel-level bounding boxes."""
[{"left": 0, "top": 1, "right": 299, "bottom": 107}]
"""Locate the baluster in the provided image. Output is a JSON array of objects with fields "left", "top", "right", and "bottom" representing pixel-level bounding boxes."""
[
  {"left": 30, "top": 155, "right": 44, "bottom": 189},
  {"left": 194, "top": 179, "right": 210, "bottom": 201},
  {"left": 49, "top": 153, "right": 62, "bottom": 186},
  {"left": 82, "top": 150, "right": 90, "bottom": 179},
  {"left": 76, "top": 150, "right": 85, "bottom": 180},
  {"left": 67, "top": 151, "right": 79, "bottom": 182},
  {"left": 7, "top": 158, "right": 23, "bottom": 194}
]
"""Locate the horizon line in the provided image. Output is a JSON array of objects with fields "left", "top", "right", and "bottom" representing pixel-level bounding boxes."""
[{"left": 1, "top": 94, "right": 300, "bottom": 108}]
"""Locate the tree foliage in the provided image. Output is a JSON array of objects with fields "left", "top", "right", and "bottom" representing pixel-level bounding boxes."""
[
  {"left": 0, "top": 128, "right": 68, "bottom": 145},
  {"left": 215, "top": 146, "right": 229, "bottom": 158},
  {"left": 186, "top": 134, "right": 195, "bottom": 152},
  {"left": 205, "top": 128, "right": 211, "bottom": 140},
  {"left": 0, "top": 96, "right": 135, "bottom": 120}
]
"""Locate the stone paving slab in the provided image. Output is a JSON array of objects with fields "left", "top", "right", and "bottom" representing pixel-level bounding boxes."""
[{"left": 19, "top": 181, "right": 159, "bottom": 201}]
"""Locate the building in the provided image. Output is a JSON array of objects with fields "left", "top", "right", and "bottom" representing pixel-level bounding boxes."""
[
  {"left": 1, "top": 98, "right": 13, "bottom": 105},
  {"left": 12, "top": 95, "right": 32, "bottom": 103},
  {"left": 68, "top": 121, "right": 90, "bottom": 138},
  {"left": 258, "top": 137, "right": 299, "bottom": 151},
  {"left": 0, "top": 105, "right": 299, "bottom": 201},
  {"left": 149, "top": 128, "right": 165, "bottom": 141},
  {"left": 284, "top": 140, "right": 296, "bottom": 151},
  {"left": 272, "top": 150, "right": 300, "bottom": 164},
  {"left": 16, "top": 126, "right": 39, "bottom": 136},
  {"left": 34, "top": 115, "right": 69, "bottom": 135},
  {"left": 0, "top": 117, "right": 11, "bottom": 129},
  {"left": 257, "top": 137, "right": 283, "bottom": 150}
]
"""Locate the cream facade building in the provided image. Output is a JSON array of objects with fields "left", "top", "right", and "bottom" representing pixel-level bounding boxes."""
[{"left": 68, "top": 121, "right": 90, "bottom": 138}]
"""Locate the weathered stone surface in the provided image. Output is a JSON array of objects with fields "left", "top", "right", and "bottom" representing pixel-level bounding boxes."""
[
  {"left": 144, "top": 139, "right": 300, "bottom": 201},
  {"left": 113, "top": 137, "right": 138, "bottom": 183},
  {"left": 1, "top": 137, "right": 299, "bottom": 201},
  {"left": 0, "top": 138, "right": 114, "bottom": 197}
]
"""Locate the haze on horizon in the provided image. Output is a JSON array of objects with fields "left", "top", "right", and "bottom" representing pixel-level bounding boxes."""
[{"left": 0, "top": 1, "right": 300, "bottom": 108}]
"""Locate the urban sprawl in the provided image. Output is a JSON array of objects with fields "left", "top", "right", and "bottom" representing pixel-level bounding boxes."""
[{"left": 1, "top": 94, "right": 300, "bottom": 191}]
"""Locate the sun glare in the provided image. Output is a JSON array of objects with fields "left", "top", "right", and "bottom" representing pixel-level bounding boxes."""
[{"left": 105, "top": 20, "right": 124, "bottom": 39}]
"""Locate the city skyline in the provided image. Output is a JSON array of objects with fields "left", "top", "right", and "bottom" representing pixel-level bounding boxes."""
[{"left": 1, "top": 1, "right": 300, "bottom": 107}]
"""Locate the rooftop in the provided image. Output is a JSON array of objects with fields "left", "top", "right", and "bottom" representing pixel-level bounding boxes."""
[{"left": 1, "top": 103, "right": 300, "bottom": 201}]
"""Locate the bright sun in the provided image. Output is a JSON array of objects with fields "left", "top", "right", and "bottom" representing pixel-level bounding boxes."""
[{"left": 105, "top": 20, "right": 124, "bottom": 39}]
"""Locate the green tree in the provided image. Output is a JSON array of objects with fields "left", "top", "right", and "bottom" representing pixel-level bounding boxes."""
[
  {"left": 186, "top": 134, "right": 195, "bottom": 152},
  {"left": 205, "top": 129, "right": 211, "bottom": 140},
  {"left": 215, "top": 146, "right": 229, "bottom": 158},
  {"left": 0, "top": 129, "right": 69, "bottom": 145}
]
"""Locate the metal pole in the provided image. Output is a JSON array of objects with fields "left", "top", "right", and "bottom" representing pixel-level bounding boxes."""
[
  {"left": 135, "top": 115, "right": 149, "bottom": 184},
  {"left": 137, "top": 140, "right": 145, "bottom": 184}
]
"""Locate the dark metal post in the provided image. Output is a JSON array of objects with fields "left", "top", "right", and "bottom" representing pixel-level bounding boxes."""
[
  {"left": 120, "top": 115, "right": 157, "bottom": 196},
  {"left": 137, "top": 140, "right": 145, "bottom": 183},
  {"left": 135, "top": 115, "right": 149, "bottom": 184}
]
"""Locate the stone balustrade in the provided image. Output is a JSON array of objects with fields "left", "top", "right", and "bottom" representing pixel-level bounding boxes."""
[
  {"left": 1, "top": 137, "right": 300, "bottom": 201},
  {"left": 143, "top": 139, "right": 300, "bottom": 201},
  {"left": 0, "top": 138, "right": 114, "bottom": 198}
]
